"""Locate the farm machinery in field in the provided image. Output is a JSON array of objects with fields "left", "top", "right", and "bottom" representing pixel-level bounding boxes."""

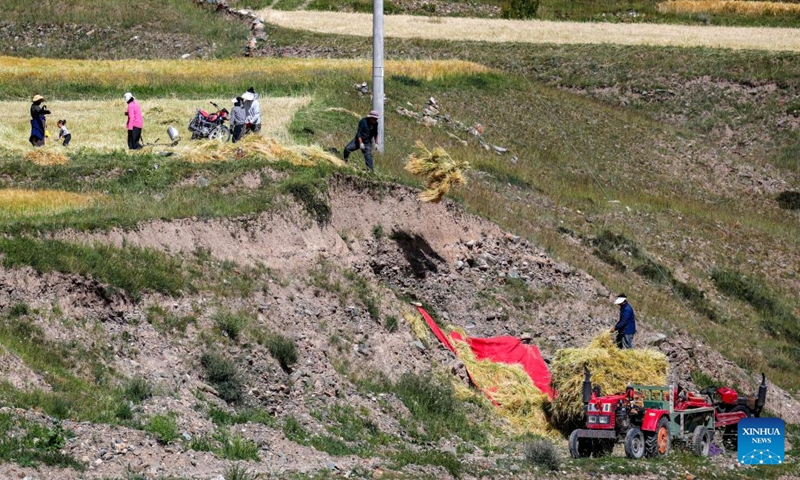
[{"left": 569, "top": 367, "right": 767, "bottom": 459}]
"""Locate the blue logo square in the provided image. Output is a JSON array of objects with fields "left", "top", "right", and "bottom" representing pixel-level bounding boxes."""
[{"left": 738, "top": 418, "right": 784, "bottom": 465}]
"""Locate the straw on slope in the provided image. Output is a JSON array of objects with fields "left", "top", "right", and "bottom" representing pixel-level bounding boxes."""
[
  {"left": 549, "top": 333, "right": 668, "bottom": 428},
  {"left": 403, "top": 311, "right": 430, "bottom": 343},
  {"left": 179, "top": 135, "right": 344, "bottom": 166},
  {"left": 451, "top": 338, "right": 557, "bottom": 438},
  {"left": 405, "top": 141, "right": 469, "bottom": 203},
  {"left": 24, "top": 149, "right": 68, "bottom": 166}
]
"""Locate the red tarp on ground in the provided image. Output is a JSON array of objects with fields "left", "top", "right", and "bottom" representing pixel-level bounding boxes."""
[{"left": 415, "top": 305, "right": 554, "bottom": 400}]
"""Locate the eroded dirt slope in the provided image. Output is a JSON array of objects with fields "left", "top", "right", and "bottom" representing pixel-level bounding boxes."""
[{"left": 1, "top": 173, "right": 796, "bottom": 479}]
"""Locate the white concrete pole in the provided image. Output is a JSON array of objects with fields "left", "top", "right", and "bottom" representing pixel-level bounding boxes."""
[{"left": 373, "top": 0, "right": 385, "bottom": 152}]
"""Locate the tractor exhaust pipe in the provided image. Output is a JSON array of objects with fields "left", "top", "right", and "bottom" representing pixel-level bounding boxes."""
[
  {"left": 757, "top": 373, "right": 767, "bottom": 410},
  {"left": 582, "top": 365, "right": 592, "bottom": 405}
]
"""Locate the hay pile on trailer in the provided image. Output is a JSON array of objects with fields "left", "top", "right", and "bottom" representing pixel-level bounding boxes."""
[
  {"left": 451, "top": 338, "right": 557, "bottom": 438},
  {"left": 550, "top": 333, "right": 668, "bottom": 428}
]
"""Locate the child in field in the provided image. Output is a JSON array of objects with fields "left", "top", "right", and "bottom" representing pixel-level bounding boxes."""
[{"left": 57, "top": 119, "right": 71, "bottom": 147}]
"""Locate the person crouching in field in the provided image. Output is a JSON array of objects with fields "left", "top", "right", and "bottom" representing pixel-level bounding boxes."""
[
  {"left": 231, "top": 97, "right": 247, "bottom": 143},
  {"left": 124, "top": 92, "right": 143, "bottom": 150},
  {"left": 242, "top": 87, "right": 261, "bottom": 134},
  {"left": 343, "top": 110, "right": 379, "bottom": 172},
  {"left": 57, "top": 119, "right": 71, "bottom": 147},
  {"left": 29, "top": 94, "right": 51, "bottom": 147}
]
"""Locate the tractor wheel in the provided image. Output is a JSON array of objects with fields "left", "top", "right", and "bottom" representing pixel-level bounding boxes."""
[
  {"left": 692, "top": 425, "right": 711, "bottom": 456},
  {"left": 569, "top": 430, "right": 591, "bottom": 459},
  {"left": 645, "top": 417, "right": 671, "bottom": 458},
  {"left": 624, "top": 428, "right": 645, "bottom": 459}
]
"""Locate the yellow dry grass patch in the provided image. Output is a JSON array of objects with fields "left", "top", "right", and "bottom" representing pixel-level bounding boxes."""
[
  {"left": 24, "top": 149, "right": 68, "bottom": 166},
  {"left": 0, "top": 57, "right": 489, "bottom": 86},
  {"left": 259, "top": 9, "right": 800, "bottom": 52},
  {"left": 0, "top": 189, "right": 98, "bottom": 217},
  {"left": 0, "top": 97, "right": 310, "bottom": 155},
  {"left": 451, "top": 338, "right": 557, "bottom": 438},
  {"left": 550, "top": 333, "right": 668, "bottom": 427},
  {"left": 658, "top": 0, "right": 800, "bottom": 16}
]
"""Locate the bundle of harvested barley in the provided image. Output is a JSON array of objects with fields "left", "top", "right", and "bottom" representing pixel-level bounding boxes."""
[
  {"left": 405, "top": 141, "right": 468, "bottom": 203},
  {"left": 178, "top": 136, "right": 344, "bottom": 167},
  {"left": 403, "top": 311, "right": 430, "bottom": 343},
  {"left": 451, "top": 338, "right": 556, "bottom": 437},
  {"left": 550, "top": 333, "right": 668, "bottom": 427},
  {"left": 24, "top": 149, "right": 68, "bottom": 166}
]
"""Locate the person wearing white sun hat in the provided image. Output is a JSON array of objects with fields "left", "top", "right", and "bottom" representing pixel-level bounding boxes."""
[
  {"left": 241, "top": 87, "right": 261, "bottom": 135},
  {"left": 610, "top": 294, "right": 636, "bottom": 349},
  {"left": 123, "top": 92, "right": 143, "bottom": 150}
]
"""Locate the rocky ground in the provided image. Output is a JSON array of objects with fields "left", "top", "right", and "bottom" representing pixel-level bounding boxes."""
[{"left": 0, "top": 173, "right": 796, "bottom": 479}]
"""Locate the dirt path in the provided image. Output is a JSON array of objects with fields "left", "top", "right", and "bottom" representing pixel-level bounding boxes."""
[{"left": 259, "top": 9, "right": 800, "bottom": 52}]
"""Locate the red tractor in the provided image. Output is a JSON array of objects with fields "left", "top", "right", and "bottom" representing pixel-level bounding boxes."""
[{"left": 568, "top": 367, "right": 767, "bottom": 459}]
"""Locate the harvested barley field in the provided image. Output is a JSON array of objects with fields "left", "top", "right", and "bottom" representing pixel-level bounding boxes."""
[
  {"left": 658, "top": 0, "right": 800, "bottom": 16},
  {"left": 260, "top": 9, "right": 800, "bottom": 52},
  {"left": 0, "top": 97, "right": 310, "bottom": 154}
]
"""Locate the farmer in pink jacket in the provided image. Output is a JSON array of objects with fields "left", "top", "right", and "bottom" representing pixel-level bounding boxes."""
[{"left": 124, "top": 92, "right": 143, "bottom": 150}]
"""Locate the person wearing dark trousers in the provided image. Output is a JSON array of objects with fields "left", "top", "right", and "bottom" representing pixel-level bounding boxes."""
[
  {"left": 230, "top": 97, "right": 246, "bottom": 143},
  {"left": 343, "top": 110, "right": 379, "bottom": 172},
  {"left": 57, "top": 119, "right": 71, "bottom": 147},
  {"left": 242, "top": 87, "right": 261, "bottom": 134},
  {"left": 610, "top": 294, "right": 637, "bottom": 349},
  {"left": 124, "top": 92, "right": 143, "bottom": 150},
  {"left": 29, "top": 94, "right": 51, "bottom": 147}
]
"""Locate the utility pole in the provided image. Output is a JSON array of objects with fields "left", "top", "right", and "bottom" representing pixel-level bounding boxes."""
[{"left": 373, "top": 0, "right": 385, "bottom": 152}]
